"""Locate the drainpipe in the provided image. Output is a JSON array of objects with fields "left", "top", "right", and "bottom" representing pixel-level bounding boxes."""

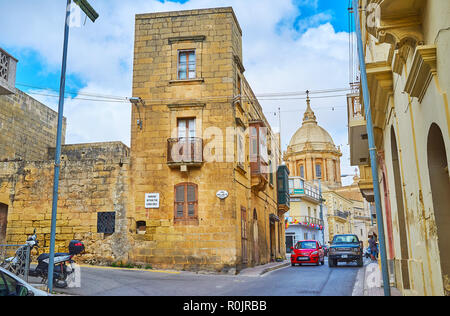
[{"left": 353, "top": 0, "right": 391, "bottom": 296}]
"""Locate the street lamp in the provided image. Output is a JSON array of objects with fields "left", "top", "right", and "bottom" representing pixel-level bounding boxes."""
[
  {"left": 129, "top": 97, "right": 145, "bottom": 130},
  {"left": 47, "top": 0, "right": 98, "bottom": 293}
]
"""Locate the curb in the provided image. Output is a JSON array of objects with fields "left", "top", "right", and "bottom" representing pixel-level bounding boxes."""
[{"left": 260, "top": 262, "right": 290, "bottom": 275}]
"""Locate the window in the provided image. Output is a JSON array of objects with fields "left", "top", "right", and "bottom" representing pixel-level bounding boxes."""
[
  {"left": 174, "top": 183, "right": 198, "bottom": 220},
  {"left": 178, "top": 50, "right": 196, "bottom": 80},
  {"left": 315, "top": 164, "right": 322, "bottom": 178},
  {"left": 178, "top": 118, "right": 196, "bottom": 139},
  {"left": 250, "top": 126, "right": 258, "bottom": 160},
  {"left": 299, "top": 165, "right": 304, "bottom": 178},
  {"left": 237, "top": 127, "right": 245, "bottom": 166},
  {"left": 97, "top": 212, "right": 115, "bottom": 234},
  {"left": 269, "top": 160, "right": 273, "bottom": 185}
]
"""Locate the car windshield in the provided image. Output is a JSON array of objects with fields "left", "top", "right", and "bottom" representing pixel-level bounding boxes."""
[
  {"left": 333, "top": 235, "right": 359, "bottom": 244},
  {"left": 295, "top": 241, "right": 317, "bottom": 249}
]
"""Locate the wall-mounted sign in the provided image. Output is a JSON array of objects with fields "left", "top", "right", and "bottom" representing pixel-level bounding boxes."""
[
  {"left": 145, "top": 193, "right": 160, "bottom": 209},
  {"left": 216, "top": 190, "right": 229, "bottom": 200}
]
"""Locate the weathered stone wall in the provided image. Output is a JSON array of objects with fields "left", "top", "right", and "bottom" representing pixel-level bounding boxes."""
[
  {"left": 0, "top": 89, "right": 66, "bottom": 161},
  {"left": 0, "top": 142, "right": 130, "bottom": 265}
]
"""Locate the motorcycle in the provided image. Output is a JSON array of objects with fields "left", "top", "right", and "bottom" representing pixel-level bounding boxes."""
[
  {"left": 2, "top": 230, "right": 85, "bottom": 288},
  {"left": 1, "top": 229, "right": 39, "bottom": 276}
]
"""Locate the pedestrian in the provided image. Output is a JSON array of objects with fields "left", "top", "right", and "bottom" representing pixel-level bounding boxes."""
[{"left": 368, "top": 234, "right": 377, "bottom": 261}]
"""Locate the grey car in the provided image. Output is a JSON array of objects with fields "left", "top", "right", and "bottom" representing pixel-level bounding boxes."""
[
  {"left": 328, "top": 234, "right": 363, "bottom": 267},
  {"left": 0, "top": 267, "right": 49, "bottom": 296}
]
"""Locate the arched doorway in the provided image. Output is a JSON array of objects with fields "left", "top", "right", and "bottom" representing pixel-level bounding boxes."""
[
  {"left": 427, "top": 123, "right": 450, "bottom": 295},
  {"left": 0, "top": 203, "right": 7, "bottom": 244},
  {"left": 391, "top": 127, "right": 410, "bottom": 290}
]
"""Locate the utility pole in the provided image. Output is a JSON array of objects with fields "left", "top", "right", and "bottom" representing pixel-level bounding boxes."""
[
  {"left": 353, "top": 0, "right": 390, "bottom": 296},
  {"left": 47, "top": 0, "right": 98, "bottom": 293}
]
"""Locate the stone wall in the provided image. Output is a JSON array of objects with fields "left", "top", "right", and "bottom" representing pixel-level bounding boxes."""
[
  {"left": 0, "top": 89, "right": 66, "bottom": 161},
  {"left": 0, "top": 142, "right": 130, "bottom": 265}
]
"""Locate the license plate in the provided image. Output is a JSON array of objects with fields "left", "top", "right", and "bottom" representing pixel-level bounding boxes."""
[
  {"left": 341, "top": 255, "right": 348, "bottom": 259},
  {"left": 298, "top": 257, "right": 309, "bottom": 261}
]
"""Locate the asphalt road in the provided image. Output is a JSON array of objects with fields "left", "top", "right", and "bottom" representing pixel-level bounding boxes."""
[{"left": 51, "top": 258, "right": 363, "bottom": 296}]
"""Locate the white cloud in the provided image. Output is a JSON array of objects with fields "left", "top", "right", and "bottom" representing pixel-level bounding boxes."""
[{"left": 0, "top": 0, "right": 355, "bottom": 184}]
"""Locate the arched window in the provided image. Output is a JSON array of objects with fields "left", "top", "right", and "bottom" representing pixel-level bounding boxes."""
[{"left": 174, "top": 183, "right": 198, "bottom": 221}]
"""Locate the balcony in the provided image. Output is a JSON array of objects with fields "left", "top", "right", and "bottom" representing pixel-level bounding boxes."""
[
  {"left": 288, "top": 177, "right": 321, "bottom": 204},
  {"left": 358, "top": 164, "right": 374, "bottom": 202},
  {"left": 347, "top": 83, "right": 370, "bottom": 166},
  {"left": 0, "top": 48, "right": 17, "bottom": 95},
  {"left": 167, "top": 137, "right": 203, "bottom": 169},
  {"left": 334, "top": 210, "right": 350, "bottom": 220},
  {"left": 277, "top": 165, "right": 290, "bottom": 213},
  {"left": 288, "top": 216, "right": 324, "bottom": 230}
]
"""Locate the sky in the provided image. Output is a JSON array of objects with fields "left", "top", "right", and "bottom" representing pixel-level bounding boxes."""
[{"left": 0, "top": 0, "right": 358, "bottom": 184}]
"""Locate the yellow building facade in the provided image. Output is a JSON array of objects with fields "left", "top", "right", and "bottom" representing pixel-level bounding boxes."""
[
  {"left": 129, "top": 7, "right": 288, "bottom": 272},
  {"left": 349, "top": 0, "right": 450, "bottom": 295}
]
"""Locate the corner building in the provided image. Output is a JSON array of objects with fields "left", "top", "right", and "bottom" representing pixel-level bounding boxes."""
[{"left": 129, "top": 7, "right": 289, "bottom": 272}]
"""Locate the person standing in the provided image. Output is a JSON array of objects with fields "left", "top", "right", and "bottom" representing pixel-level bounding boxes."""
[{"left": 368, "top": 235, "right": 377, "bottom": 261}]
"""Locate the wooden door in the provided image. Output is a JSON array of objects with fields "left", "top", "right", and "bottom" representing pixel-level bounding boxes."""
[{"left": 0, "top": 204, "right": 7, "bottom": 244}]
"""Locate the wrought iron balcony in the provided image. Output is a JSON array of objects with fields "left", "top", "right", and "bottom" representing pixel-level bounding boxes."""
[
  {"left": 334, "top": 210, "right": 350, "bottom": 219},
  {"left": 0, "top": 48, "right": 17, "bottom": 95},
  {"left": 167, "top": 137, "right": 203, "bottom": 168}
]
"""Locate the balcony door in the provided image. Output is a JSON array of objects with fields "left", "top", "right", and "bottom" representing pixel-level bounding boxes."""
[{"left": 178, "top": 118, "right": 196, "bottom": 139}]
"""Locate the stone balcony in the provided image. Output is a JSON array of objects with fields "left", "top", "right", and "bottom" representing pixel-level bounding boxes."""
[
  {"left": 347, "top": 83, "right": 370, "bottom": 166},
  {"left": 358, "top": 164, "right": 374, "bottom": 202},
  {"left": 167, "top": 137, "right": 203, "bottom": 170},
  {"left": 0, "top": 48, "right": 17, "bottom": 95}
]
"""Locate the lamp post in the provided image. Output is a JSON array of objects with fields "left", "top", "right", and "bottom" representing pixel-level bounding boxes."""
[
  {"left": 47, "top": 0, "right": 98, "bottom": 293},
  {"left": 353, "top": 0, "right": 390, "bottom": 296}
]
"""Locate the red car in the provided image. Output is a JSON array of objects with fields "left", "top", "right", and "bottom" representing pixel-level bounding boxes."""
[{"left": 290, "top": 240, "right": 325, "bottom": 266}]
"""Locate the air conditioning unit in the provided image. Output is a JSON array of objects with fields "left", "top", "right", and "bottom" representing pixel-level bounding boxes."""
[{"left": 0, "top": 48, "right": 18, "bottom": 95}]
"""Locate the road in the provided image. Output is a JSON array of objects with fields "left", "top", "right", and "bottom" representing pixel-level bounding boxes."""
[{"left": 50, "top": 258, "right": 364, "bottom": 296}]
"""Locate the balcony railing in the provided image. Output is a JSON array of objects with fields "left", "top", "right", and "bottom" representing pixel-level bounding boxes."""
[
  {"left": 334, "top": 210, "right": 350, "bottom": 219},
  {"left": 0, "top": 48, "right": 17, "bottom": 95},
  {"left": 167, "top": 137, "right": 203, "bottom": 166},
  {"left": 288, "top": 178, "right": 321, "bottom": 203}
]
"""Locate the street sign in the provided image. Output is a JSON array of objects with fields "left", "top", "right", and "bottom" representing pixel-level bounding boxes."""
[
  {"left": 73, "top": 0, "right": 99, "bottom": 22},
  {"left": 145, "top": 193, "right": 160, "bottom": 209},
  {"left": 216, "top": 190, "right": 229, "bottom": 200}
]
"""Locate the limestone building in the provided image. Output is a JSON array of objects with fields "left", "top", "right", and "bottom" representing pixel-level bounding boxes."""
[
  {"left": 1, "top": 7, "right": 290, "bottom": 273},
  {"left": 349, "top": 0, "right": 450, "bottom": 295},
  {"left": 128, "top": 7, "right": 289, "bottom": 272}
]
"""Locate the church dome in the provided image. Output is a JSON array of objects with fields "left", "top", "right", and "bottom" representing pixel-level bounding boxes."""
[{"left": 287, "top": 95, "right": 339, "bottom": 154}]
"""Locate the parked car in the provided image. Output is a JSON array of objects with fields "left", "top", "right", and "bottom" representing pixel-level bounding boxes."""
[
  {"left": 290, "top": 240, "right": 325, "bottom": 266},
  {"left": 328, "top": 234, "right": 363, "bottom": 267},
  {"left": 0, "top": 267, "right": 49, "bottom": 296}
]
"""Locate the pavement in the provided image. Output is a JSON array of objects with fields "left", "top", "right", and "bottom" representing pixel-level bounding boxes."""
[{"left": 352, "top": 259, "right": 402, "bottom": 296}]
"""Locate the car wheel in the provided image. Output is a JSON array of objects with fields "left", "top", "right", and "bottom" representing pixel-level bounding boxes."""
[
  {"left": 357, "top": 256, "right": 363, "bottom": 267},
  {"left": 291, "top": 263, "right": 296, "bottom": 267}
]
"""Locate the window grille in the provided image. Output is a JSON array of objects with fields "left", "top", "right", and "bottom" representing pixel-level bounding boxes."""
[{"left": 97, "top": 212, "right": 115, "bottom": 234}]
